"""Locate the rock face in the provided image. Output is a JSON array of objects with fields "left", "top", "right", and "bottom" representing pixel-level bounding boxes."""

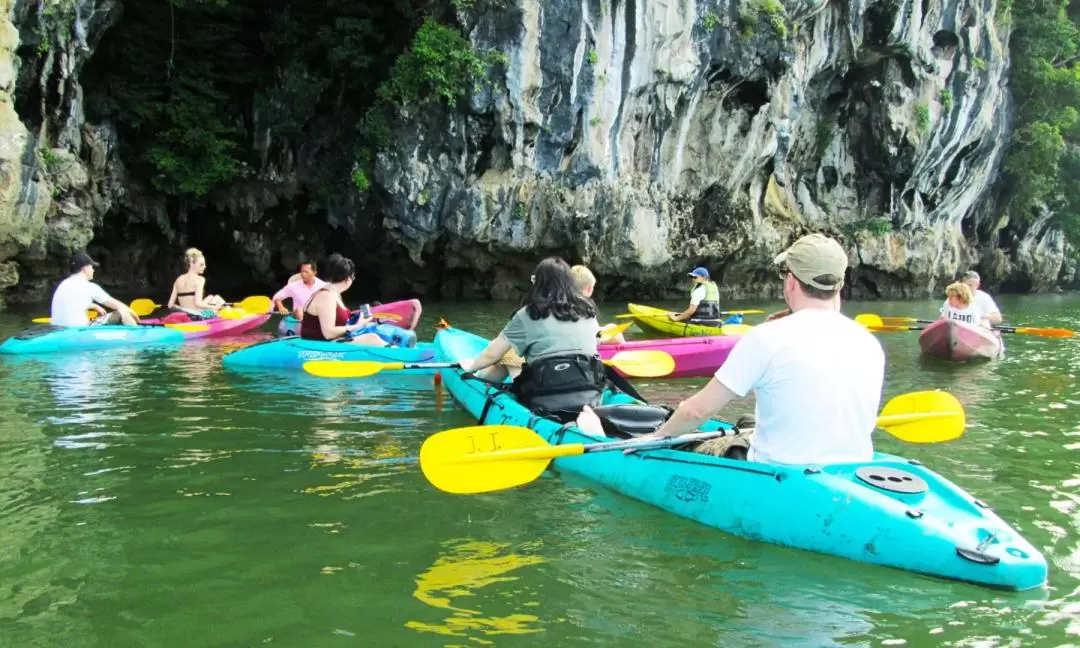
[
  {"left": 0, "top": 0, "right": 128, "bottom": 302},
  {"left": 0, "top": 0, "right": 1071, "bottom": 306},
  {"left": 378, "top": 0, "right": 1071, "bottom": 299}
]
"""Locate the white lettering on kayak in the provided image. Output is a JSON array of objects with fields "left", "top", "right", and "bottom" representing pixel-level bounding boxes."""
[
  {"left": 297, "top": 350, "right": 347, "bottom": 360},
  {"left": 91, "top": 332, "right": 129, "bottom": 340}
]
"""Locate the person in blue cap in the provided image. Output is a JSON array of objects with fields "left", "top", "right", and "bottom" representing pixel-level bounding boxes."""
[{"left": 670, "top": 266, "right": 722, "bottom": 322}]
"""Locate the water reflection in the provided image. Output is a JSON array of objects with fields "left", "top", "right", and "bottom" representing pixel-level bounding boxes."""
[
  {"left": 406, "top": 539, "right": 547, "bottom": 641},
  {"left": 0, "top": 382, "right": 65, "bottom": 626}
]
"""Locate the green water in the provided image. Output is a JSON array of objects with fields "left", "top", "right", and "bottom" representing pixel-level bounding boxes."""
[{"left": 0, "top": 295, "right": 1077, "bottom": 647}]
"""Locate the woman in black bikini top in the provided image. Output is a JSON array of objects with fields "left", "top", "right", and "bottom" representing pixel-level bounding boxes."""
[{"left": 167, "top": 247, "right": 225, "bottom": 317}]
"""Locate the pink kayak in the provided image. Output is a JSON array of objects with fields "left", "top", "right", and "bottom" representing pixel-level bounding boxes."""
[
  {"left": 144, "top": 311, "right": 272, "bottom": 339},
  {"left": 918, "top": 319, "right": 1004, "bottom": 361},
  {"left": 599, "top": 335, "right": 741, "bottom": 378},
  {"left": 276, "top": 298, "right": 422, "bottom": 337}
]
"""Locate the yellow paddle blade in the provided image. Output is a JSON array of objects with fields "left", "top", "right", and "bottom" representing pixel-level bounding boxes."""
[
  {"left": 604, "top": 349, "right": 675, "bottom": 378},
  {"left": 420, "top": 425, "right": 584, "bottom": 494},
  {"left": 372, "top": 311, "right": 402, "bottom": 321},
  {"left": 33, "top": 309, "right": 99, "bottom": 324},
  {"left": 720, "top": 324, "right": 752, "bottom": 335},
  {"left": 216, "top": 306, "right": 251, "bottom": 320},
  {"left": 599, "top": 322, "right": 632, "bottom": 343},
  {"left": 877, "top": 390, "right": 964, "bottom": 443},
  {"left": 867, "top": 324, "right": 918, "bottom": 333},
  {"left": 129, "top": 299, "right": 160, "bottom": 317},
  {"left": 303, "top": 360, "right": 405, "bottom": 378},
  {"left": 163, "top": 323, "right": 210, "bottom": 332},
  {"left": 233, "top": 295, "right": 272, "bottom": 314},
  {"left": 880, "top": 316, "right": 920, "bottom": 325},
  {"left": 855, "top": 314, "right": 885, "bottom": 327},
  {"left": 1010, "top": 326, "right": 1076, "bottom": 339}
]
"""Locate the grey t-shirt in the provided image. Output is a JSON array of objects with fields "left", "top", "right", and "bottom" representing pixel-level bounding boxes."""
[{"left": 500, "top": 307, "right": 600, "bottom": 361}]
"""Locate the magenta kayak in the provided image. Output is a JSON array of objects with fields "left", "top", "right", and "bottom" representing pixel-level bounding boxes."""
[
  {"left": 918, "top": 319, "right": 1004, "bottom": 361},
  {"left": 276, "top": 298, "right": 422, "bottom": 337},
  {"left": 144, "top": 312, "right": 271, "bottom": 339},
  {"left": 599, "top": 335, "right": 741, "bottom": 378}
]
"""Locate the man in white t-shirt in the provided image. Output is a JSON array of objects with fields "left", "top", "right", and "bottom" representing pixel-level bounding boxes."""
[
  {"left": 960, "top": 271, "right": 1002, "bottom": 325},
  {"left": 643, "top": 233, "right": 885, "bottom": 466},
  {"left": 50, "top": 252, "right": 139, "bottom": 327}
]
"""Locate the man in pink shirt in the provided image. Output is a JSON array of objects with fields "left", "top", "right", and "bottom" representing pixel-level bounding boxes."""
[{"left": 272, "top": 261, "right": 326, "bottom": 319}]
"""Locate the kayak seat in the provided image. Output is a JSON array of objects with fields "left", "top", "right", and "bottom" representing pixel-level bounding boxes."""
[
  {"left": 591, "top": 404, "right": 673, "bottom": 439},
  {"left": 162, "top": 312, "right": 192, "bottom": 324}
]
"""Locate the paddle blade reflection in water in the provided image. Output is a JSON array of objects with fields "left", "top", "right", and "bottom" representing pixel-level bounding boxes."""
[{"left": 407, "top": 539, "right": 547, "bottom": 640}]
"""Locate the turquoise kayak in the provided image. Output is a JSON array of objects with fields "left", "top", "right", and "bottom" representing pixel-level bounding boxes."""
[
  {"left": 221, "top": 337, "right": 436, "bottom": 371},
  {"left": 0, "top": 325, "right": 186, "bottom": 355},
  {"left": 432, "top": 327, "right": 1047, "bottom": 591}
]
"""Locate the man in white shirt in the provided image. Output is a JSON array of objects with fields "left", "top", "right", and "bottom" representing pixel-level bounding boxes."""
[
  {"left": 643, "top": 233, "right": 885, "bottom": 466},
  {"left": 960, "top": 271, "right": 1002, "bottom": 325},
  {"left": 50, "top": 252, "right": 139, "bottom": 327}
]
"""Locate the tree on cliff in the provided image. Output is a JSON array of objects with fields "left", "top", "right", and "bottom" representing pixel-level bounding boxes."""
[{"left": 1003, "top": 0, "right": 1080, "bottom": 244}]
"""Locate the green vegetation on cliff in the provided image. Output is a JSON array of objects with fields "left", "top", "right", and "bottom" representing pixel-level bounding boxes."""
[
  {"left": 1003, "top": 0, "right": 1080, "bottom": 242},
  {"left": 352, "top": 18, "right": 506, "bottom": 190},
  {"left": 84, "top": 0, "right": 440, "bottom": 199}
]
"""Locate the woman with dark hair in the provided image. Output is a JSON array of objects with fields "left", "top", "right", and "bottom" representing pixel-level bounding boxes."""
[
  {"left": 460, "top": 257, "right": 607, "bottom": 426},
  {"left": 300, "top": 253, "right": 386, "bottom": 346}
]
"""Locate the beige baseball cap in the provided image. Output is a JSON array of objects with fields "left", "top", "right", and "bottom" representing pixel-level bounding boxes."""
[{"left": 773, "top": 233, "right": 848, "bottom": 290}]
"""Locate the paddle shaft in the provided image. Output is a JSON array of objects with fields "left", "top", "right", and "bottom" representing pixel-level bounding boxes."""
[
  {"left": 449, "top": 409, "right": 959, "bottom": 468},
  {"left": 403, "top": 362, "right": 459, "bottom": 371},
  {"left": 876, "top": 412, "right": 961, "bottom": 425},
  {"left": 447, "top": 430, "right": 735, "bottom": 466},
  {"left": 881, "top": 317, "right": 934, "bottom": 325},
  {"left": 872, "top": 321, "right": 1072, "bottom": 338}
]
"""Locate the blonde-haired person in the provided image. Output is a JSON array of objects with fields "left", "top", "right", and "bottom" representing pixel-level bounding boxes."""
[
  {"left": 570, "top": 264, "right": 626, "bottom": 344},
  {"left": 167, "top": 248, "right": 226, "bottom": 318},
  {"left": 939, "top": 281, "right": 991, "bottom": 329}
]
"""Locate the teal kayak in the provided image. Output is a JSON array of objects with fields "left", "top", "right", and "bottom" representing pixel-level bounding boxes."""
[
  {"left": 432, "top": 327, "right": 1048, "bottom": 591},
  {"left": 0, "top": 325, "right": 186, "bottom": 355},
  {"left": 221, "top": 337, "right": 436, "bottom": 371}
]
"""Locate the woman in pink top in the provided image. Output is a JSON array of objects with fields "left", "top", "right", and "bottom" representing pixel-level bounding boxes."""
[{"left": 272, "top": 261, "right": 326, "bottom": 319}]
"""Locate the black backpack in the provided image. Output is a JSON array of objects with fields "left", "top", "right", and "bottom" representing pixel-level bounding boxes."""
[{"left": 510, "top": 354, "right": 608, "bottom": 423}]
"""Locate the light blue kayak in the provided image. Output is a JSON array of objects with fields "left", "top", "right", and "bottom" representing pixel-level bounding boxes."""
[
  {"left": 432, "top": 327, "right": 1048, "bottom": 591},
  {"left": 0, "top": 325, "right": 186, "bottom": 355},
  {"left": 221, "top": 336, "right": 436, "bottom": 371}
]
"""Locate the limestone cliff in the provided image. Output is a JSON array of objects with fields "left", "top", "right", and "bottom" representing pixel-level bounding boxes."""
[
  {"left": 378, "top": 0, "right": 1071, "bottom": 299},
  {"left": 0, "top": 0, "right": 1071, "bottom": 306},
  {"left": 0, "top": 0, "right": 128, "bottom": 303}
]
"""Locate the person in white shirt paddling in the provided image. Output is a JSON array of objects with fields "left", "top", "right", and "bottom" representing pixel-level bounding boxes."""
[
  {"left": 639, "top": 233, "right": 885, "bottom": 466},
  {"left": 50, "top": 252, "right": 140, "bottom": 327},
  {"left": 959, "top": 270, "right": 1002, "bottom": 325}
]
